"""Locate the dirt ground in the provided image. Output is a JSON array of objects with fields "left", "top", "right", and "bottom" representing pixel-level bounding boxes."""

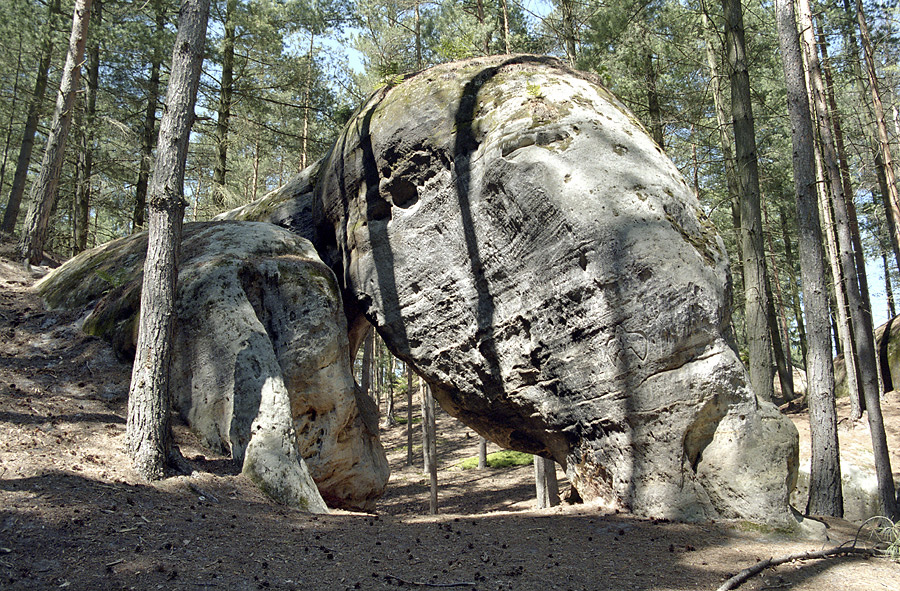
[{"left": 2, "top": 239, "right": 900, "bottom": 591}]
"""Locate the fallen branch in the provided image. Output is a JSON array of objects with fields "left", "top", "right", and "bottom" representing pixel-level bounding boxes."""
[
  {"left": 716, "top": 546, "right": 878, "bottom": 591},
  {"left": 384, "top": 574, "right": 476, "bottom": 587}
]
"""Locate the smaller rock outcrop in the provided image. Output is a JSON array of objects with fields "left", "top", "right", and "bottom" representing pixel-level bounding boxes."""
[{"left": 37, "top": 221, "right": 389, "bottom": 511}]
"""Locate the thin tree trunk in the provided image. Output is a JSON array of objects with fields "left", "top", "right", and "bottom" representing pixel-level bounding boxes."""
[
  {"left": 478, "top": 436, "right": 487, "bottom": 469},
  {"left": 560, "top": 0, "right": 577, "bottom": 65},
  {"left": 1, "top": 0, "right": 61, "bottom": 235},
  {"left": 802, "top": 0, "right": 897, "bottom": 519},
  {"left": 299, "top": 30, "right": 315, "bottom": 172},
  {"left": 800, "top": 0, "right": 874, "bottom": 421},
  {"left": 19, "top": 0, "right": 93, "bottom": 266},
  {"left": 212, "top": 0, "right": 236, "bottom": 206},
  {"left": 875, "top": 150, "right": 900, "bottom": 275},
  {"left": 780, "top": 207, "right": 808, "bottom": 365},
  {"left": 501, "top": 0, "right": 510, "bottom": 54},
  {"left": 853, "top": 0, "right": 900, "bottom": 253},
  {"left": 361, "top": 327, "right": 373, "bottom": 399},
  {"left": 406, "top": 365, "right": 413, "bottom": 467},
  {"left": 763, "top": 199, "right": 795, "bottom": 400},
  {"left": 774, "top": 0, "right": 843, "bottom": 517},
  {"left": 722, "top": 0, "right": 775, "bottom": 401},
  {"left": 645, "top": 52, "right": 664, "bottom": 149},
  {"left": 884, "top": 249, "right": 897, "bottom": 319},
  {"left": 421, "top": 382, "right": 437, "bottom": 514},
  {"left": 74, "top": 0, "right": 101, "bottom": 254},
  {"left": 127, "top": 0, "right": 211, "bottom": 480},
  {"left": 383, "top": 354, "right": 396, "bottom": 427},
  {"left": 415, "top": 1, "right": 422, "bottom": 68},
  {"left": 134, "top": 0, "right": 165, "bottom": 231},
  {"left": 0, "top": 34, "right": 25, "bottom": 201}
]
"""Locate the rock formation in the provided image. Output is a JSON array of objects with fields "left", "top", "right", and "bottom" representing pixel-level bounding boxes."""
[
  {"left": 37, "top": 221, "right": 389, "bottom": 512},
  {"left": 229, "top": 55, "right": 801, "bottom": 525}
]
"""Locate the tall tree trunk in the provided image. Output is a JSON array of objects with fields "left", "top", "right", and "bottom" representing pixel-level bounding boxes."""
[
  {"left": 415, "top": 1, "right": 423, "bottom": 68},
  {"left": 134, "top": 0, "right": 165, "bottom": 231},
  {"left": 534, "top": 456, "right": 559, "bottom": 509},
  {"left": 875, "top": 151, "right": 900, "bottom": 275},
  {"left": 852, "top": 0, "right": 900, "bottom": 253},
  {"left": 421, "top": 382, "right": 437, "bottom": 514},
  {"left": 560, "top": 0, "right": 577, "bottom": 65},
  {"left": 800, "top": 0, "right": 873, "bottom": 421},
  {"left": 645, "top": 52, "right": 664, "bottom": 149},
  {"left": 0, "top": 35, "right": 25, "bottom": 200},
  {"left": 383, "top": 354, "right": 396, "bottom": 427},
  {"left": 702, "top": 7, "right": 743, "bottom": 284},
  {"left": 361, "top": 327, "right": 373, "bottom": 399},
  {"left": 1, "top": 0, "right": 61, "bottom": 235},
  {"left": 299, "top": 30, "right": 314, "bottom": 172},
  {"left": 477, "top": 436, "right": 487, "bottom": 469},
  {"left": 501, "top": 0, "right": 510, "bottom": 54},
  {"left": 801, "top": 0, "right": 897, "bottom": 519},
  {"left": 884, "top": 248, "right": 897, "bottom": 319},
  {"left": 780, "top": 207, "right": 808, "bottom": 365},
  {"left": 127, "top": 0, "right": 211, "bottom": 480},
  {"left": 774, "top": 0, "right": 843, "bottom": 517},
  {"left": 74, "top": 0, "right": 102, "bottom": 254},
  {"left": 212, "top": 0, "right": 236, "bottom": 206},
  {"left": 764, "top": 200, "right": 795, "bottom": 400},
  {"left": 406, "top": 365, "right": 413, "bottom": 467},
  {"left": 19, "top": 0, "right": 93, "bottom": 266},
  {"left": 722, "top": 0, "right": 775, "bottom": 401}
]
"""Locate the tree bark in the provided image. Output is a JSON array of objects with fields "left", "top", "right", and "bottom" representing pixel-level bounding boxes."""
[
  {"left": 74, "top": 0, "right": 102, "bottom": 254},
  {"left": 721, "top": 0, "right": 775, "bottom": 401},
  {"left": 406, "top": 365, "right": 413, "bottom": 467},
  {"left": 212, "top": 0, "right": 236, "bottom": 206},
  {"left": 645, "top": 52, "right": 664, "bottom": 149},
  {"left": 560, "top": 0, "right": 577, "bottom": 65},
  {"left": 421, "top": 382, "right": 437, "bottom": 514},
  {"left": 1, "top": 0, "right": 61, "bottom": 235},
  {"left": 853, "top": 0, "right": 900, "bottom": 254},
  {"left": 780, "top": 207, "right": 808, "bottom": 365},
  {"left": 127, "top": 0, "right": 211, "bottom": 480},
  {"left": 133, "top": 0, "right": 165, "bottom": 231},
  {"left": 19, "top": 0, "right": 93, "bottom": 266},
  {"left": 0, "top": 35, "right": 25, "bottom": 203},
  {"left": 774, "top": 0, "right": 843, "bottom": 517},
  {"left": 477, "top": 436, "right": 487, "bottom": 469},
  {"left": 534, "top": 456, "right": 559, "bottom": 509}
]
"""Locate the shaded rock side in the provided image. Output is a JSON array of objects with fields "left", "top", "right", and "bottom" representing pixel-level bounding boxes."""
[
  {"left": 36, "top": 221, "right": 388, "bottom": 511},
  {"left": 309, "top": 55, "right": 798, "bottom": 524}
]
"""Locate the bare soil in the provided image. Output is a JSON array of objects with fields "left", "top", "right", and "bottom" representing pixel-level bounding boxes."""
[{"left": 2, "top": 238, "right": 900, "bottom": 591}]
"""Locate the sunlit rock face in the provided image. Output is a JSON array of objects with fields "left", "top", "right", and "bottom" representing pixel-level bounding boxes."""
[
  {"left": 307, "top": 55, "right": 799, "bottom": 525},
  {"left": 37, "top": 222, "right": 389, "bottom": 512}
]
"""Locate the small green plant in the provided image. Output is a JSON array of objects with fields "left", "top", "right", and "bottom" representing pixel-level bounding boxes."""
[
  {"left": 95, "top": 268, "right": 130, "bottom": 291},
  {"left": 526, "top": 81, "right": 543, "bottom": 98},
  {"left": 457, "top": 450, "right": 533, "bottom": 470},
  {"left": 855, "top": 516, "right": 900, "bottom": 562}
]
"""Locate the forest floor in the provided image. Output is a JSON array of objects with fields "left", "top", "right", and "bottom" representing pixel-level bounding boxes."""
[{"left": 2, "top": 237, "right": 900, "bottom": 591}]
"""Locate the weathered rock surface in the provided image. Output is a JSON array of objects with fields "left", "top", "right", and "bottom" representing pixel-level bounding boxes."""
[
  {"left": 241, "top": 55, "right": 798, "bottom": 524},
  {"left": 37, "top": 221, "right": 388, "bottom": 511}
]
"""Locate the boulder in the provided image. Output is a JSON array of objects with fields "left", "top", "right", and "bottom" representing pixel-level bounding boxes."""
[
  {"left": 37, "top": 221, "right": 389, "bottom": 512},
  {"left": 252, "top": 55, "right": 797, "bottom": 525}
]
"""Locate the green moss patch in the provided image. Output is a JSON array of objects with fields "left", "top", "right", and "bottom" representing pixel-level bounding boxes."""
[{"left": 457, "top": 450, "right": 533, "bottom": 470}]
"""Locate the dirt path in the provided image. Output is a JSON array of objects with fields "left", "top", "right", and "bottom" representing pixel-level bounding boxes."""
[{"left": 1, "top": 239, "right": 899, "bottom": 591}]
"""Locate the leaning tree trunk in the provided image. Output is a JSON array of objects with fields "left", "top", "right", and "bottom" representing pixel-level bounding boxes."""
[
  {"left": 127, "top": 0, "right": 211, "bottom": 480},
  {"left": 74, "top": 0, "right": 102, "bottom": 254},
  {"left": 853, "top": 0, "right": 900, "bottom": 254},
  {"left": 722, "top": 0, "right": 775, "bottom": 401},
  {"left": 134, "top": 0, "right": 165, "bottom": 231},
  {"left": 19, "top": 0, "right": 92, "bottom": 266},
  {"left": 1, "top": 0, "right": 61, "bottom": 235},
  {"left": 775, "top": 0, "right": 843, "bottom": 517}
]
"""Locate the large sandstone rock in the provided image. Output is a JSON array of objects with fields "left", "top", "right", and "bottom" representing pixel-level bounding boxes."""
[
  {"left": 37, "top": 221, "right": 388, "bottom": 511},
  {"left": 237, "top": 55, "right": 798, "bottom": 524}
]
